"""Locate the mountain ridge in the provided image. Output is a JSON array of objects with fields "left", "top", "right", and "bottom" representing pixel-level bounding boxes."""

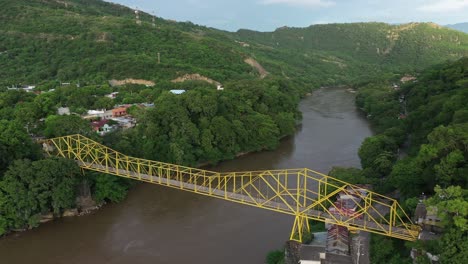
[
  {"left": 1, "top": 0, "right": 467, "bottom": 87},
  {"left": 445, "top": 22, "right": 468, "bottom": 33}
]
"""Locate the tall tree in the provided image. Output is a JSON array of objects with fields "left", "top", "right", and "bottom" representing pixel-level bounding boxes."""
[
  {"left": 43, "top": 115, "right": 93, "bottom": 138},
  {"left": 0, "top": 158, "right": 81, "bottom": 233},
  {"left": 0, "top": 120, "right": 39, "bottom": 173}
]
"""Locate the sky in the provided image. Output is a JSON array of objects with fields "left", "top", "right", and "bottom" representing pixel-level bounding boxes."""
[{"left": 109, "top": 0, "right": 468, "bottom": 32}]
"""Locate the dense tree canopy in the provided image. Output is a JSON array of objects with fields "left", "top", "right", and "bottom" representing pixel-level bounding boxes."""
[
  {"left": 43, "top": 115, "right": 94, "bottom": 138},
  {"left": 0, "top": 158, "right": 81, "bottom": 234},
  {"left": 0, "top": 120, "right": 39, "bottom": 173},
  {"left": 105, "top": 78, "right": 301, "bottom": 166},
  {"left": 357, "top": 58, "right": 468, "bottom": 263}
]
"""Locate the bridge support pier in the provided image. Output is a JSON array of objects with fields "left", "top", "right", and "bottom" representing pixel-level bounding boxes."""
[{"left": 289, "top": 215, "right": 310, "bottom": 242}]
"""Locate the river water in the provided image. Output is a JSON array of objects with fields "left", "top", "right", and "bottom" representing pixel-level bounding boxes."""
[{"left": 0, "top": 87, "right": 372, "bottom": 264}]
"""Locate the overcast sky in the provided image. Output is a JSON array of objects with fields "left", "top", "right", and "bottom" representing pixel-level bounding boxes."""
[{"left": 109, "top": 0, "right": 468, "bottom": 32}]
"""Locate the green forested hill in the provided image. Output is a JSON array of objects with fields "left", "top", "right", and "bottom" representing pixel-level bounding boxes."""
[
  {"left": 0, "top": 0, "right": 254, "bottom": 86},
  {"left": 1, "top": 0, "right": 468, "bottom": 87},
  {"left": 233, "top": 22, "right": 468, "bottom": 81}
]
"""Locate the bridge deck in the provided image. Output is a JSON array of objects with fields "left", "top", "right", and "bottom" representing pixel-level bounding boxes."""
[{"left": 81, "top": 162, "right": 417, "bottom": 241}]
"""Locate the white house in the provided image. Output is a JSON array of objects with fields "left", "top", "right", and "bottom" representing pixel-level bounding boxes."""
[
  {"left": 105, "top": 92, "right": 119, "bottom": 99},
  {"left": 7, "top": 85, "right": 36, "bottom": 92},
  {"left": 83, "top": 109, "right": 112, "bottom": 120},
  {"left": 57, "top": 107, "right": 70, "bottom": 116},
  {"left": 170, "top": 89, "right": 186, "bottom": 95}
]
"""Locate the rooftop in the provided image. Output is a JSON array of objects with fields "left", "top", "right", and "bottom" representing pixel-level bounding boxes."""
[
  {"left": 140, "top": 103, "right": 155, "bottom": 108},
  {"left": 418, "top": 230, "right": 441, "bottom": 241},
  {"left": 300, "top": 245, "right": 326, "bottom": 261},
  {"left": 91, "top": 119, "right": 108, "bottom": 128},
  {"left": 170, "top": 89, "right": 186, "bottom": 95},
  {"left": 323, "top": 253, "right": 353, "bottom": 264},
  {"left": 309, "top": 232, "right": 327, "bottom": 246},
  {"left": 87, "top": 110, "right": 105, "bottom": 115},
  {"left": 112, "top": 107, "right": 128, "bottom": 112},
  {"left": 299, "top": 245, "right": 353, "bottom": 264},
  {"left": 110, "top": 117, "right": 134, "bottom": 124}
]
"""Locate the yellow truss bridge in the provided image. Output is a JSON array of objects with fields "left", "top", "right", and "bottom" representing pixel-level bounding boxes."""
[{"left": 43, "top": 134, "right": 421, "bottom": 242}]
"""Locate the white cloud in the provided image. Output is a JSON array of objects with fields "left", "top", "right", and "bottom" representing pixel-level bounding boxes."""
[
  {"left": 260, "top": 0, "right": 335, "bottom": 8},
  {"left": 418, "top": 0, "right": 468, "bottom": 13}
]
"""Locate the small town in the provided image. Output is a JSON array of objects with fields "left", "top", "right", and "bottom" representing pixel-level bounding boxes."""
[{"left": 6, "top": 80, "right": 226, "bottom": 137}]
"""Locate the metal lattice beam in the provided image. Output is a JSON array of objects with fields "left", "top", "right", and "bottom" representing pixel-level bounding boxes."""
[{"left": 42, "top": 134, "right": 421, "bottom": 242}]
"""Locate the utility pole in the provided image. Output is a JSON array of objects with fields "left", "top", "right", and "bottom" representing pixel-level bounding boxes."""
[
  {"left": 157, "top": 52, "right": 160, "bottom": 64},
  {"left": 135, "top": 8, "right": 141, "bottom": 25}
]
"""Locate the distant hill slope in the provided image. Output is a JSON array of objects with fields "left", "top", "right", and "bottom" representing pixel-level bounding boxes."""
[
  {"left": 0, "top": 0, "right": 467, "bottom": 87},
  {"left": 445, "top": 22, "right": 468, "bottom": 33},
  {"left": 232, "top": 22, "right": 468, "bottom": 82}
]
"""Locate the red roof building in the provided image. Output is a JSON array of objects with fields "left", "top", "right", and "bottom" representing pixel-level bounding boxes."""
[
  {"left": 91, "top": 119, "right": 109, "bottom": 132},
  {"left": 112, "top": 107, "right": 128, "bottom": 117}
]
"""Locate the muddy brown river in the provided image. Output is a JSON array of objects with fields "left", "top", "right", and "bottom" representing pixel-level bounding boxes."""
[{"left": 0, "top": 87, "right": 373, "bottom": 264}]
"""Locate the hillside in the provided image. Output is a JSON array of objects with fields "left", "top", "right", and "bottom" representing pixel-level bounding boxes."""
[
  {"left": 233, "top": 22, "right": 468, "bottom": 82},
  {"left": 1, "top": 0, "right": 468, "bottom": 88},
  {"left": 353, "top": 57, "right": 468, "bottom": 263},
  {"left": 446, "top": 22, "right": 468, "bottom": 33},
  {"left": 0, "top": 0, "right": 256, "bottom": 86}
]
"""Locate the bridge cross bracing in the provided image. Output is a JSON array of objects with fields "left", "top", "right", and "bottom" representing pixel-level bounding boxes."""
[{"left": 43, "top": 134, "right": 421, "bottom": 242}]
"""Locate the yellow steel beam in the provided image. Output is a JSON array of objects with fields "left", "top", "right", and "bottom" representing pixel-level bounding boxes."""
[{"left": 42, "top": 134, "right": 421, "bottom": 242}]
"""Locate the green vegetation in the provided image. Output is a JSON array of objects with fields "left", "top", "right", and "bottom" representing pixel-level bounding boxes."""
[
  {"left": 233, "top": 22, "right": 468, "bottom": 84},
  {"left": 0, "top": 0, "right": 252, "bottom": 87},
  {"left": 1, "top": 1, "right": 467, "bottom": 88},
  {"left": 0, "top": 158, "right": 80, "bottom": 231},
  {"left": 328, "top": 167, "right": 367, "bottom": 185},
  {"left": 105, "top": 78, "right": 302, "bottom": 165},
  {"left": 266, "top": 250, "right": 285, "bottom": 264},
  {"left": 0, "top": 88, "right": 133, "bottom": 236},
  {"left": 427, "top": 186, "right": 468, "bottom": 231},
  {"left": 91, "top": 173, "right": 131, "bottom": 203},
  {"left": 354, "top": 58, "right": 468, "bottom": 263},
  {"left": 370, "top": 234, "right": 412, "bottom": 264},
  {"left": 354, "top": 58, "right": 468, "bottom": 191},
  {"left": 308, "top": 220, "right": 326, "bottom": 232}
]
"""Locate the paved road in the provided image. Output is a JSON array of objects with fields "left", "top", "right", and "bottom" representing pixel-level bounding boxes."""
[
  {"left": 351, "top": 231, "right": 370, "bottom": 264},
  {"left": 351, "top": 203, "right": 391, "bottom": 263}
]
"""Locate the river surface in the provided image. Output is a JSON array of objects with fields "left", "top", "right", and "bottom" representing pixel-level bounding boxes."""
[{"left": 0, "top": 87, "right": 373, "bottom": 264}]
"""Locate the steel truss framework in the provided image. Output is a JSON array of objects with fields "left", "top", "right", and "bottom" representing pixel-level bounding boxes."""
[{"left": 43, "top": 134, "right": 421, "bottom": 242}]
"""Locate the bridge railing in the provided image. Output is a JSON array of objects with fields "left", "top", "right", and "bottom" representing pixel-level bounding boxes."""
[{"left": 43, "top": 134, "right": 421, "bottom": 242}]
